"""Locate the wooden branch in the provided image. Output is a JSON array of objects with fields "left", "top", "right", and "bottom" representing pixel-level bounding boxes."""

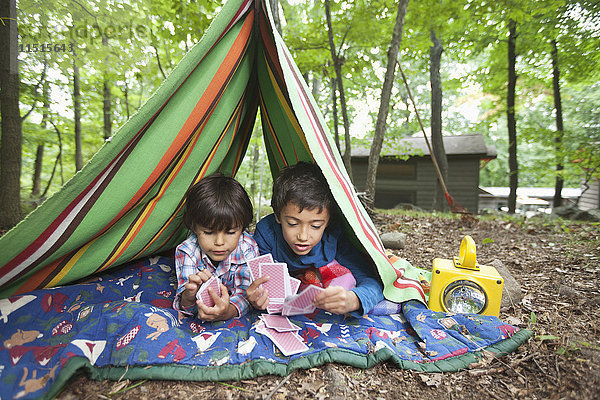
[
  {"left": 42, "top": 119, "right": 63, "bottom": 198},
  {"left": 21, "top": 58, "right": 48, "bottom": 121}
]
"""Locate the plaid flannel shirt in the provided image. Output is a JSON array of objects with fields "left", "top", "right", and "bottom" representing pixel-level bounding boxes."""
[{"left": 173, "top": 231, "right": 259, "bottom": 318}]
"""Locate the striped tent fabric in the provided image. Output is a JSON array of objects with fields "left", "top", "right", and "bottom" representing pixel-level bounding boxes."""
[{"left": 0, "top": 0, "right": 425, "bottom": 304}]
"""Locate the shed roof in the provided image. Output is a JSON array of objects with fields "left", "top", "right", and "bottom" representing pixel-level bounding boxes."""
[
  {"left": 480, "top": 186, "right": 582, "bottom": 200},
  {"left": 351, "top": 134, "right": 497, "bottom": 158}
]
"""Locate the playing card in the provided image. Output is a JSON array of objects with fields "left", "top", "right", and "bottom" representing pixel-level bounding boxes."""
[
  {"left": 260, "top": 314, "right": 301, "bottom": 332},
  {"left": 254, "top": 320, "right": 269, "bottom": 335},
  {"left": 289, "top": 276, "right": 301, "bottom": 295},
  {"left": 267, "top": 302, "right": 284, "bottom": 315},
  {"left": 196, "top": 276, "right": 221, "bottom": 307},
  {"left": 282, "top": 284, "right": 325, "bottom": 316},
  {"left": 246, "top": 254, "right": 274, "bottom": 280},
  {"left": 263, "top": 328, "right": 308, "bottom": 356},
  {"left": 259, "top": 262, "right": 289, "bottom": 300}
]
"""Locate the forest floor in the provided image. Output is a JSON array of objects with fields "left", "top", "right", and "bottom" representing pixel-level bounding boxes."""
[{"left": 56, "top": 210, "right": 600, "bottom": 400}]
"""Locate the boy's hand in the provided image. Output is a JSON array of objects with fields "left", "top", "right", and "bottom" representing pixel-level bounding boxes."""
[
  {"left": 314, "top": 286, "right": 360, "bottom": 315},
  {"left": 246, "top": 276, "right": 270, "bottom": 310},
  {"left": 180, "top": 272, "right": 211, "bottom": 309},
  {"left": 197, "top": 282, "right": 238, "bottom": 321}
]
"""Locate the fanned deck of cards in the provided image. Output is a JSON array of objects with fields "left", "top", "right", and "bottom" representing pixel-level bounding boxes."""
[
  {"left": 195, "top": 275, "right": 221, "bottom": 307},
  {"left": 256, "top": 314, "right": 307, "bottom": 356},
  {"left": 247, "top": 254, "right": 326, "bottom": 316}
]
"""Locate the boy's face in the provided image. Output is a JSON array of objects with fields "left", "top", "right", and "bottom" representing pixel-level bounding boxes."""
[
  {"left": 275, "top": 202, "right": 330, "bottom": 256},
  {"left": 193, "top": 225, "right": 243, "bottom": 263}
]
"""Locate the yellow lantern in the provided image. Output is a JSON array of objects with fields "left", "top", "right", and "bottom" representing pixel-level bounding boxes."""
[{"left": 428, "top": 236, "right": 504, "bottom": 317}]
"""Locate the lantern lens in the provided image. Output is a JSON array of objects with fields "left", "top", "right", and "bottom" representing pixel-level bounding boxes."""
[{"left": 442, "top": 280, "right": 487, "bottom": 314}]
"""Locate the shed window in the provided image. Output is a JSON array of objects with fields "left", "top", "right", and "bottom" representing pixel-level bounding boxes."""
[{"left": 377, "top": 163, "right": 416, "bottom": 179}]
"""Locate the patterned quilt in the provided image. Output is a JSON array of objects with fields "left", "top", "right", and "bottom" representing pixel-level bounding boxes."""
[{"left": 0, "top": 256, "right": 531, "bottom": 400}]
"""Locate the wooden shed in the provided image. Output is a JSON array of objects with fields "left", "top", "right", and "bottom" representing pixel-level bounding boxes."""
[
  {"left": 351, "top": 134, "right": 496, "bottom": 213},
  {"left": 579, "top": 179, "right": 600, "bottom": 210}
]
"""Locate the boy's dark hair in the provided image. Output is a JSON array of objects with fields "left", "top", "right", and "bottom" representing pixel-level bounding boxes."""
[
  {"left": 271, "top": 161, "right": 335, "bottom": 216},
  {"left": 183, "top": 173, "right": 253, "bottom": 232}
]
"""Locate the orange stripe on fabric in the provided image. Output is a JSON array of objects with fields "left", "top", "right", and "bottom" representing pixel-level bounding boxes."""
[
  {"left": 132, "top": 88, "right": 254, "bottom": 258},
  {"left": 131, "top": 202, "right": 186, "bottom": 258},
  {"left": 13, "top": 257, "right": 61, "bottom": 294},
  {"left": 258, "top": 11, "right": 284, "bottom": 85},
  {"left": 12, "top": 237, "right": 94, "bottom": 292}
]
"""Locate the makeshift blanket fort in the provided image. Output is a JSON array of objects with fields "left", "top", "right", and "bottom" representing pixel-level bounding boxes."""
[{"left": 0, "top": 256, "right": 531, "bottom": 400}]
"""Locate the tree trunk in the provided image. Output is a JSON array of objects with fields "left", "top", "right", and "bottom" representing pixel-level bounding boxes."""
[
  {"left": 102, "top": 34, "right": 112, "bottom": 141},
  {"left": 551, "top": 39, "right": 564, "bottom": 209},
  {"left": 103, "top": 79, "right": 112, "bottom": 140},
  {"left": 73, "top": 57, "right": 83, "bottom": 171},
  {"left": 364, "top": 0, "right": 409, "bottom": 207},
  {"left": 324, "top": 0, "right": 353, "bottom": 182},
  {"left": 507, "top": 19, "right": 518, "bottom": 214},
  {"left": 31, "top": 144, "right": 44, "bottom": 198},
  {"left": 331, "top": 77, "right": 341, "bottom": 153},
  {"left": 42, "top": 120, "right": 64, "bottom": 198},
  {"left": 32, "top": 82, "right": 51, "bottom": 198},
  {"left": 0, "top": 0, "right": 23, "bottom": 229},
  {"left": 123, "top": 78, "right": 130, "bottom": 119},
  {"left": 430, "top": 29, "right": 448, "bottom": 211}
]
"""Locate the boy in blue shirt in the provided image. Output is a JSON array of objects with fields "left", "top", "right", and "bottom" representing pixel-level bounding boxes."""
[
  {"left": 247, "top": 162, "right": 384, "bottom": 316},
  {"left": 173, "top": 173, "right": 259, "bottom": 321}
]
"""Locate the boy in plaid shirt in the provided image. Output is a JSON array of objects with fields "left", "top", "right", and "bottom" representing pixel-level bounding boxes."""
[{"left": 173, "top": 173, "right": 259, "bottom": 321}]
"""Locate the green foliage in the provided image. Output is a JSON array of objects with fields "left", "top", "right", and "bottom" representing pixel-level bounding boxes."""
[
  {"left": 535, "top": 334, "right": 560, "bottom": 342},
  {"left": 9, "top": 0, "right": 600, "bottom": 220},
  {"left": 234, "top": 118, "right": 273, "bottom": 222},
  {"left": 529, "top": 311, "right": 537, "bottom": 329}
]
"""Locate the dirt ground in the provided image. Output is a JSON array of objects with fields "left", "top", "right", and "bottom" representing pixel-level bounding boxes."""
[{"left": 56, "top": 211, "right": 600, "bottom": 399}]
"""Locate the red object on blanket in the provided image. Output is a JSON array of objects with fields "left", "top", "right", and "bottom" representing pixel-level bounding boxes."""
[
  {"left": 293, "top": 260, "right": 356, "bottom": 291},
  {"left": 293, "top": 267, "right": 322, "bottom": 289}
]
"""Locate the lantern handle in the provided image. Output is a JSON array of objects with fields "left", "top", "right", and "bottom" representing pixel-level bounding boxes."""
[{"left": 454, "top": 235, "right": 479, "bottom": 270}]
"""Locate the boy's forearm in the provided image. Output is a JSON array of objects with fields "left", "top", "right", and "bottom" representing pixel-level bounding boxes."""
[{"left": 180, "top": 296, "right": 196, "bottom": 310}]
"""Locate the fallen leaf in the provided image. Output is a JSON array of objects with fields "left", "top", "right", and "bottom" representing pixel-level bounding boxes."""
[
  {"left": 419, "top": 373, "right": 442, "bottom": 387},
  {"left": 505, "top": 316, "right": 522, "bottom": 326},
  {"left": 109, "top": 380, "right": 129, "bottom": 395},
  {"left": 299, "top": 379, "right": 324, "bottom": 394}
]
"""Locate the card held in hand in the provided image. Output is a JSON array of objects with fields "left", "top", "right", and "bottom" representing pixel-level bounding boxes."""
[
  {"left": 282, "top": 284, "right": 325, "bottom": 316},
  {"left": 196, "top": 275, "right": 221, "bottom": 307},
  {"left": 246, "top": 254, "right": 274, "bottom": 281},
  {"left": 259, "top": 262, "right": 289, "bottom": 300}
]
